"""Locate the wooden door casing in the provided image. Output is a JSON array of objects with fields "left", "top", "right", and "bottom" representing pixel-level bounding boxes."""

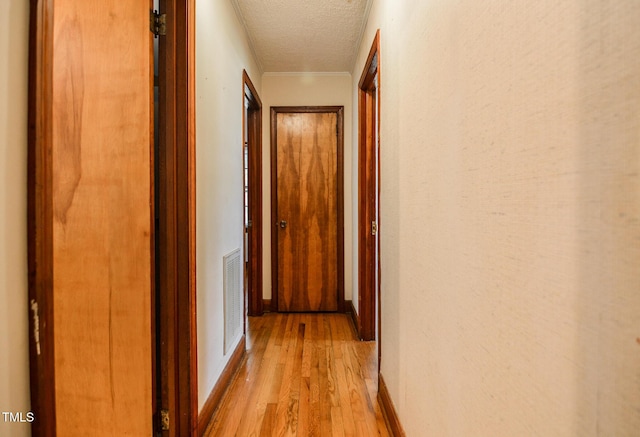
[
  {"left": 357, "top": 30, "right": 381, "bottom": 343},
  {"left": 271, "top": 107, "right": 345, "bottom": 313},
  {"left": 243, "top": 70, "right": 263, "bottom": 317},
  {"left": 155, "top": 0, "right": 198, "bottom": 435}
]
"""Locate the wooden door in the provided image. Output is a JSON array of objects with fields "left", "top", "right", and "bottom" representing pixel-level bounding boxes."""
[
  {"left": 272, "top": 107, "right": 344, "bottom": 312},
  {"left": 28, "top": 0, "right": 154, "bottom": 435}
]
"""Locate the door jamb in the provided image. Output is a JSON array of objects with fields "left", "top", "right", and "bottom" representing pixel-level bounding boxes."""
[
  {"left": 270, "top": 106, "right": 345, "bottom": 313},
  {"left": 242, "top": 71, "right": 264, "bottom": 317},
  {"left": 156, "top": 0, "right": 198, "bottom": 435},
  {"left": 357, "top": 30, "right": 381, "bottom": 342},
  {"left": 27, "top": 1, "right": 56, "bottom": 434}
]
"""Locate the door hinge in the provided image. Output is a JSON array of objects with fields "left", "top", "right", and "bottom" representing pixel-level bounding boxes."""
[
  {"left": 159, "top": 409, "right": 170, "bottom": 431},
  {"left": 150, "top": 10, "right": 167, "bottom": 37},
  {"left": 371, "top": 221, "right": 378, "bottom": 236}
]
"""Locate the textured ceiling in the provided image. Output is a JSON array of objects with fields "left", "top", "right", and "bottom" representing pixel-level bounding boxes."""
[{"left": 231, "top": 0, "right": 372, "bottom": 73}]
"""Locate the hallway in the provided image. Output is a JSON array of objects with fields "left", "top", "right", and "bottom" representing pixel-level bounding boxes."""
[
  {"left": 202, "top": 313, "right": 389, "bottom": 436},
  {"left": 4, "top": 1, "right": 640, "bottom": 436}
]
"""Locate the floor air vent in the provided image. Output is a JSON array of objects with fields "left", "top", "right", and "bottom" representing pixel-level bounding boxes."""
[{"left": 223, "top": 248, "right": 243, "bottom": 355}]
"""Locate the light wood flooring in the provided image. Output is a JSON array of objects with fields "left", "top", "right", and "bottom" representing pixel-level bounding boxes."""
[{"left": 203, "top": 313, "right": 390, "bottom": 436}]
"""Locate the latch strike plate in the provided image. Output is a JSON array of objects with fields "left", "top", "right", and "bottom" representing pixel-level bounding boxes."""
[{"left": 160, "top": 409, "right": 170, "bottom": 431}]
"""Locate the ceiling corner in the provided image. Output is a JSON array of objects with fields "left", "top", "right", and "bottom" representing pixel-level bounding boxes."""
[
  {"left": 350, "top": 0, "right": 375, "bottom": 74},
  {"left": 229, "top": 0, "right": 264, "bottom": 75}
]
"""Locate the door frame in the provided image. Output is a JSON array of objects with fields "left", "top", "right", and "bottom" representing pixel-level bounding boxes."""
[
  {"left": 27, "top": 2, "right": 55, "bottom": 433},
  {"left": 27, "top": 0, "right": 198, "bottom": 435},
  {"left": 243, "top": 71, "right": 264, "bottom": 317},
  {"left": 155, "top": 0, "right": 198, "bottom": 435},
  {"left": 357, "top": 30, "right": 381, "bottom": 342},
  {"left": 270, "top": 106, "right": 345, "bottom": 313}
]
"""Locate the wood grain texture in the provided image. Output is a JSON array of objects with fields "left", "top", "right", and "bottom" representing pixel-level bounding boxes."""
[
  {"left": 263, "top": 299, "right": 273, "bottom": 312},
  {"left": 201, "top": 313, "right": 390, "bottom": 436},
  {"left": 197, "top": 336, "right": 246, "bottom": 436},
  {"left": 275, "top": 110, "right": 340, "bottom": 312},
  {"left": 28, "top": 0, "right": 56, "bottom": 434},
  {"left": 156, "top": 0, "right": 198, "bottom": 434},
  {"left": 357, "top": 30, "right": 380, "bottom": 342},
  {"left": 243, "top": 70, "right": 264, "bottom": 317},
  {"left": 346, "top": 300, "right": 360, "bottom": 339},
  {"left": 49, "top": 1, "right": 152, "bottom": 434},
  {"left": 378, "top": 374, "right": 405, "bottom": 437}
]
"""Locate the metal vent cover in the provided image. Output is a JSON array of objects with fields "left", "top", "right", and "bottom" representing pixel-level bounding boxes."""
[{"left": 223, "top": 248, "right": 243, "bottom": 354}]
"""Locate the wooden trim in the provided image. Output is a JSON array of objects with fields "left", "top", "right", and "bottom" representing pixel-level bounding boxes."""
[
  {"left": 178, "top": 0, "right": 199, "bottom": 433},
  {"left": 270, "top": 106, "right": 346, "bottom": 313},
  {"left": 157, "top": 0, "right": 197, "bottom": 434},
  {"left": 336, "top": 108, "right": 346, "bottom": 313},
  {"left": 269, "top": 109, "right": 279, "bottom": 312},
  {"left": 27, "top": 0, "right": 56, "bottom": 434},
  {"left": 359, "top": 30, "right": 380, "bottom": 89},
  {"left": 243, "top": 70, "right": 264, "bottom": 317},
  {"left": 197, "top": 336, "right": 246, "bottom": 436},
  {"left": 263, "top": 299, "right": 272, "bottom": 312},
  {"left": 157, "top": 0, "right": 177, "bottom": 433},
  {"left": 345, "top": 300, "right": 360, "bottom": 338},
  {"left": 150, "top": 7, "right": 158, "bottom": 427},
  {"left": 376, "top": 98, "right": 382, "bottom": 359},
  {"left": 357, "top": 30, "right": 381, "bottom": 341},
  {"left": 187, "top": 1, "right": 198, "bottom": 434},
  {"left": 243, "top": 69, "right": 262, "bottom": 107},
  {"left": 272, "top": 105, "right": 345, "bottom": 114},
  {"left": 378, "top": 373, "right": 405, "bottom": 437}
]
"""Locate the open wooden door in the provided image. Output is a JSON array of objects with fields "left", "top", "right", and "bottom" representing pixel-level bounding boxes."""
[{"left": 28, "top": 0, "right": 155, "bottom": 434}]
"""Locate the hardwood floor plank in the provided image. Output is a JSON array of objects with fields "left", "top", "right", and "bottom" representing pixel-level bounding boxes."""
[
  {"left": 316, "top": 316, "right": 333, "bottom": 435},
  {"left": 334, "top": 356, "right": 358, "bottom": 437},
  {"left": 325, "top": 317, "right": 340, "bottom": 408},
  {"left": 301, "top": 320, "right": 313, "bottom": 378},
  {"left": 274, "top": 320, "right": 305, "bottom": 436},
  {"left": 237, "top": 316, "right": 287, "bottom": 436},
  {"left": 298, "top": 375, "right": 311, "bottom": 436},
  {"left": 308, "top": 316, "right": 321, "bottom": 437},
  {"left": 331, "top": 406, "right": 346, "bottom": 437},
  {"left": 203, "top": 313, "right": 390, "bottom": 436},
  {"left": 259, "top": 403, "right": 278, "bottom": 437},
  {"left": 206, "top": 317, "right": 276, "bottom": 436},
  {"left": 366, "top": 378, "right": 391, "bottom": 437}
]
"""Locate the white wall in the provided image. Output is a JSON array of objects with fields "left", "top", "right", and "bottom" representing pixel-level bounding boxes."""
[
  {"left": 354, "top": 0, "right": 640, "bottom": 435},
  {"left": 195, "top": 0, "right": 262, "bottom": 411},
  {"left": 260, "top": 73, "right": 353, "bottom": 303},
  {"left": 0, "top": 1, "right": 31, "bottom": 436}
]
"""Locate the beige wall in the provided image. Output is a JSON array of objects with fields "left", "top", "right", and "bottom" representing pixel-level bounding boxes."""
[
  {"left": 4, "top": 1, "right": 639, "bottom": 434},
  {"left": 260, "top": 73, "right": 354, "bottom": 303},
  {"left": 0, "top": 1, "right": 31, "bottom": 436},
  {"left": 195, "top": 0, "right": 262, "bottom": 410},
  {"left": 354, "top": 0, "right": 640, "bottom": 435}
]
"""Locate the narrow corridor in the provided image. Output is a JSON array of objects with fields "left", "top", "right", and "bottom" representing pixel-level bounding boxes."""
[{"left": 203, "top": 313, "right": 390, "bottom": 436}]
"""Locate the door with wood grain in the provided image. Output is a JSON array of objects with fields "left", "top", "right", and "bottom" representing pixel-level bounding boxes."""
[
  {"left": 28, "top": 1, "right": 154, "bottom": 434},
  {"left": 271, "top": 107, "right": 344, "bottom": 312}
]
